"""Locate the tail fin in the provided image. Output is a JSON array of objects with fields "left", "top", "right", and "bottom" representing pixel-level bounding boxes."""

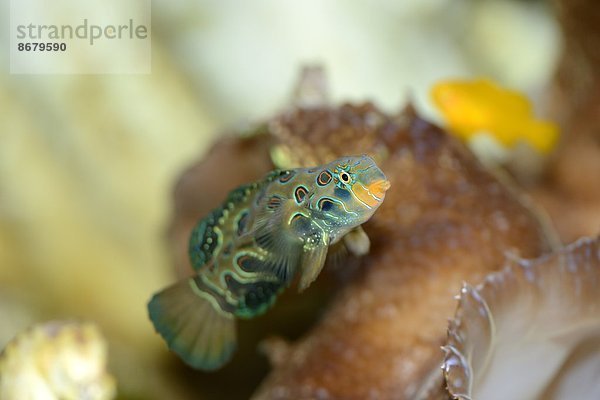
[{"left": 148, "top": 278, "right": 236, "bottom": 370}]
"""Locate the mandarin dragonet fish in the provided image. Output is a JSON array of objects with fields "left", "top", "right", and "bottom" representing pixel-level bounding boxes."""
[{"left": 148, "top": 155, "right": 390, "bottom": 370}]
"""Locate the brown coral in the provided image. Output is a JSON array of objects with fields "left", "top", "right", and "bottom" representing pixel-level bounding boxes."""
[
  {"left": 253, "top": 106, "right": 553, "bottom": 400},
  {"left": 169, "top": 97, "right": 554, "bottom": 398}
]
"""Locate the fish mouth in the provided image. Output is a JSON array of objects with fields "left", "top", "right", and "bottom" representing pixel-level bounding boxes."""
[
  {"left": 353, "top": 179, "right": 391, "bottom": 208},
  {"left": 369, "top": 179, "right": 391, "bottom": 199}
]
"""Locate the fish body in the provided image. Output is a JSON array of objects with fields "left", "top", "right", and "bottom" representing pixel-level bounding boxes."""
[
  {"left": 431, "top": 78, "right": 559, "bottom": 154},
  {"left": 148, "top": 155, "right": 389, "bottom": 370}
]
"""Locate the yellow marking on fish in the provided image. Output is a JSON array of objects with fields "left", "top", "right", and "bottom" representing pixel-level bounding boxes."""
[
  {"left": 368, "top": 179, "right": 391, "bottom": 200},
  {"left": 352, "top": 179, "right": 390, "bottom": 209}
]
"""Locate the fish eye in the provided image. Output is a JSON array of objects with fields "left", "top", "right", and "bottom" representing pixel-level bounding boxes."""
[{"left": 339, "top": 171, "right": 351, "bottom": 184}]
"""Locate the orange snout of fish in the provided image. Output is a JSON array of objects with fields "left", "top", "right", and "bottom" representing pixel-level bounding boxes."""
[{"left": 352, "top": 179, "right": 391, "bottom": 208}]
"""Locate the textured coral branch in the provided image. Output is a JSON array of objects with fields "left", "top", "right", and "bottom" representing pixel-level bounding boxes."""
[
  {"left": 249, "top": 105, "right": 553, "bottom": 400},
  {"left": 169, "top": 97, "right": 554, "bottom": 398},
  {"left": 444, "top": 236, "right": 600, "bottom": 400}
]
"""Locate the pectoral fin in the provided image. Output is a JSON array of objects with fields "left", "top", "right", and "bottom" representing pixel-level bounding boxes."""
[
  {"left": 343, "top": 226, "right": 370, "bottom": 256},
  {"left": 325, "top": 240, "right": 349, "bottom": 270},
  {"left": 298, "top": 230, "right": 330, "bottom": 292},
  {"left": 250, "top": 198, "right": 304, "bottom": 282}
]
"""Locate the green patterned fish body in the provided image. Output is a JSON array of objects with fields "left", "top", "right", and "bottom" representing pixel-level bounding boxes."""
[{"left": 148, "top": 155, "right": 389, "bottom": 370}]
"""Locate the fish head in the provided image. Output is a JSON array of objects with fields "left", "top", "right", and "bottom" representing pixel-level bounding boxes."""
[{"left": 309, "top": 155, "right": 390, "bottom": 231}]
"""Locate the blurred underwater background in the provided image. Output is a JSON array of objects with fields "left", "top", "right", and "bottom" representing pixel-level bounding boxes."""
[{"left": 1, "top": 0, "right": 599, "bottom": 399}]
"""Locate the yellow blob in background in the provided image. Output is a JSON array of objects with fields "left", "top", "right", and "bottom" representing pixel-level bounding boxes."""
[{"left": 431, "top": 78, "right": 559, "bottom": 154}]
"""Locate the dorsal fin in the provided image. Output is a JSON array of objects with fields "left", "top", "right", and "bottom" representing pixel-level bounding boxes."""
[
  {"left": 188, "top": 207, "right": 226, "bottom": 271},
  {"left": 188, "top": 183, "right": 259, "bottom": 272}
]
